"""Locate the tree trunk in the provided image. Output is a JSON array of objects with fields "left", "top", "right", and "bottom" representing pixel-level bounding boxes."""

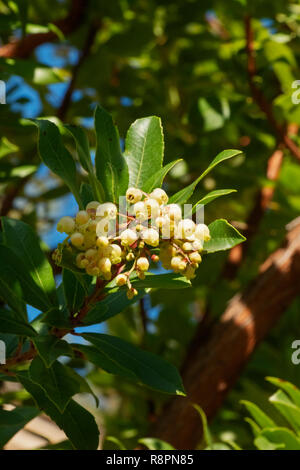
[{"left": 152, "top": 218, "right": 300, "bottom": 449}]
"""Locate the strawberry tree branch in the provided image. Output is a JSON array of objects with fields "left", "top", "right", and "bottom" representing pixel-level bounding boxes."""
[
  {"left": 57, "top": 22, "right": 100, "bottom": 121},
  {"left": 152, "top": 218, "right": 300, "bottom": 449},
  {"left": 245, "top": 15, "right": 300, "bottom": 162},
  {"left": 0, "top": 0, "right": 87, "bottom": 58}
]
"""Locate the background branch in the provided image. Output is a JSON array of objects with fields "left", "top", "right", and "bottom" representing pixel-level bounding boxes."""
[
  {"left": 245, "top": 15, "right": 300, "bottom": 162},
  {"left": 152, "top": 218, "right": 300, "bottom": 449},
  {"left": 0, "top": 0, "right": 87, "bottom": 58}
]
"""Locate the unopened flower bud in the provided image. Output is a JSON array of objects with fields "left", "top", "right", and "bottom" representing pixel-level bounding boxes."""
[
  {"left": 182, "top": 242, "right": 193, "bottom": 252},
  {"left": 126, "top": 187, "right": 143, "bottom": 204},
  {"left": 142, "top": 228, "right": 159, "bottom": 246},
  {"left": 150, "top": 188, "right": 168, "bottom": 205},
  {"left": 97, "top": 202, "right": 117, "bottom": 219},
  {"left": 86, "top": 263, "right": 100, "bottom": 276},
  {"left": 192, "top": 240, "right": 203, "bottom": 251},
  {"left": 86, "top": 201, "right": 101, "bottom": 211},
  {"left": 151, "top": 254, "right": 159, "bottom": 263},
  {"left": 189, "top": 251, "right": 202, "bottom": 263},
  {"left": 76, "top": 210, "right": 89, "bottom": 225},
  {"left": 171, "top": 256, "right": 183, "bottom": 271},
  {"left": 126, "top": 252, "right": 135, "bottom": 261},
  {"left": 133, "top": 201, "right": 148, "bottom": 221},
  {"left": 137, "top": 257, "right": 149, "bottom": 272},
  {"left": 109, "top": 244, "right": 122, "bottom": 263},
  {"left": 85, "top": 248, "right": 98, "bottom": 261},
  {"left": 127, "top": 287, "right": 138, "bottom": 299},
  {"left": 98, "top": 257, "right": 111, "bottom": 273},
  {"left": 116, "top": 274, "right": 127, "bottom": 286},
  {"left": 96, "top": 220, "right": 109, "bottom": 237},
  {"left": 177, "top": 219, "right": 196, "bottom": 238},
  {"left": 76, "top": 253, "right": 88, "bottom": 268},
  {"left": 195, "top": 224, "right": 210, "bottom": 242},
  {"left": 70, "top": 232, "right": 84, "bottom": 247},
  {"left": 57, "top": 216, "right": 75, "bottom": 234},
  {"left": 120, "top": 229, "right": 138, "bottom": 246},
  {"left": 185, "top": 265, "right": 196, "bottom": 280},
  {"left": 144, "top": 198, "right": 160, "bottom": 219},
  {"left": 97, "top": 236, "right": 109, "bottom": 247},
  {"left": 155, "top": 216, "right": 165, "bottom": 228},
  {"left": 163, "top": 204, "right": 182, "bottom": 221},
  {"left": 87, "top": 220, "right": 97, "bottom": 232}
]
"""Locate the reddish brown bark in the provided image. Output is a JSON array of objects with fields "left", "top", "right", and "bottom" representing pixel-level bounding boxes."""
[
  {"left": 245, "top": 15, "right": 300, "bottom": 162},
  {"left": 153, "top": 219, "right": 300, "bottom": 449},
  {"left": 0, "top": 0, "right": 87, "bottom": 59}
]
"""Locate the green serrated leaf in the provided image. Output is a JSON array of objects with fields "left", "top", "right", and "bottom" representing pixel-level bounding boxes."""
[
  {"left": 258, "top": 427, "right": 300, "bottom": 450},
  {"left": 169, "top": 149, "right": 242, "bottom": 204},
  {"left": 203, "top": 219, "right": 246, "bottom": 253},
  {"left": 269, "top": 390, "right": 300, "bottom": 433},
  {"left": 0, "top": 244, "right": 51, "bottom": 314},
  {"left": 30, "top": 119, "right": 82, "bottom": 207},
  {"left": 33, "top": 334, "right": 73, "bottom": 367},
  {"left": 143, "top": 159, "right": 182, "bottom": 193},
  {"left": 191, "top": 189, "right": 237, "bottom": 214},
  {"left": 138, "top": 438, "right": 175, "bottom": 450},
  {"left": 17, "top": 371, "right": 99, "bottom": 450},
  {"left": 267, "top": 377, "right": 300, "bottom": 408},
  {"left": 0, "top": 407, "right": 38, "bottom": 449},
  {"left": 62, "top": 268, "right": 86, "bottom": 314},
  {"left": 94, "top": 105, "right": 128, "bottom": 202},
  {"left": 65, "top": 124, "right": 104, "bottom": 202},
  {"left": 241, "top": 400, "right": 275, "bottom": 429},
  {"left": 125, "top": 116, "right": 164, "bottom": 190},
  {"left": 41, "top": 307, "right": 72, "bottom": 329},
  {"left": 29, "top": 357, "right": 80, "bottom": 412},
  {"left": 0, "top": 308, "right": 37, "bottom": 337},
  {"left": 2, "top": 217, "right": 57, "bottom": 306},
  {"left": 77, "top": 333, "right": 185, "bottom": 395},
  {"left": 131, "top": 272, "right": 191, "bottom": 289}
]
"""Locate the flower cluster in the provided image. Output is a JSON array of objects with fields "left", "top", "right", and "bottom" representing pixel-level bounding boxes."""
[{"left": 54, "top": 187, "right": 210, "bottom": 299}]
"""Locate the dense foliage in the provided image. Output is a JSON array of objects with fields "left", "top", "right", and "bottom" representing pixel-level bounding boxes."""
[{"left": 0, "top": 0, "right": 300, "bottom": 451}]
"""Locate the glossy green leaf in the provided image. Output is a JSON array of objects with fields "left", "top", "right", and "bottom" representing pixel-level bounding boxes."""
[
  {"left": 17, "top": 372, "right": 99, "bottom": 450},
  {"left": 125, "top": 116, "right": 164, "bottom": 190},
  {"left": 77, "top": 333, "right": 185, "bottom": 395},
  {"left": 258, "top": 428, "right": 300, "bottom": 450},
  {"left": 191, "top": 189, "right": 237, "bottom": 214},
  {"left": 138, "top": 438, "right": 175, "bottom": 450},
  {"left": 31, "top": 119, "right": 82, "bottom": 207},
  {"left": 29, "top": 357, "right": 80, "bottom": 412},
  {"left": 143, "top": 159, "right": 182, "bottom": 193},
  {"left": 0, "top": 308, "right": 37, "bottom": 337},
  {"left": 131, "top": 272, "right": 191, "bottom": 290},
  {"left": 0, "top": 250, "right": 27, "bottom": 318},
  {"left": 241, "top": 400, "right": 275, "bottom": 428},
  {"left": 94, "top": 105, "right": 128, "bottom": 201},
  {"left": 169, "top": 149, "right": 242, "bottom": 204},
  {"left": 203, "top": 219, "right": 246, "bottom": 253},
  {"left": 65, "top": 124, "right": 104, "bottom": 202},
  {"left": 267, "top": 376, "right": 300, "bottom": 408},
  {"left": 0, "top": 244, "right": 51, "bottom": 314},
  {"left": 83, "top": 288, "right": 146, "bottom": 325},
  {"left": 33, "top": 334, "right": 73, "bottom": 367},
  {"left": 62, "top": 268, "right": 86, "bottom": 314},
  {"left": 254, "top": 434, "right": 283, "bottom": 450},
  {"left": 193, "top": 404, "right": 213, "bottom": 448},
  {"left": 269, "top": 390, "right": 300, "bottom": 433},
  {"left": 0, "top": 407, "right": 38, "bottom": 449},
  {"left": 41, "top": 307, "right": 72, "bottom": 329},
  {"left": 2, "top": 217, "right": 57, "bottom": 306}
]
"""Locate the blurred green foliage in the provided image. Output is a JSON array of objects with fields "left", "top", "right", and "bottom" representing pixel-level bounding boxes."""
[{"left": 1, "top": 0, "right": 300, "bottom": 450}]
